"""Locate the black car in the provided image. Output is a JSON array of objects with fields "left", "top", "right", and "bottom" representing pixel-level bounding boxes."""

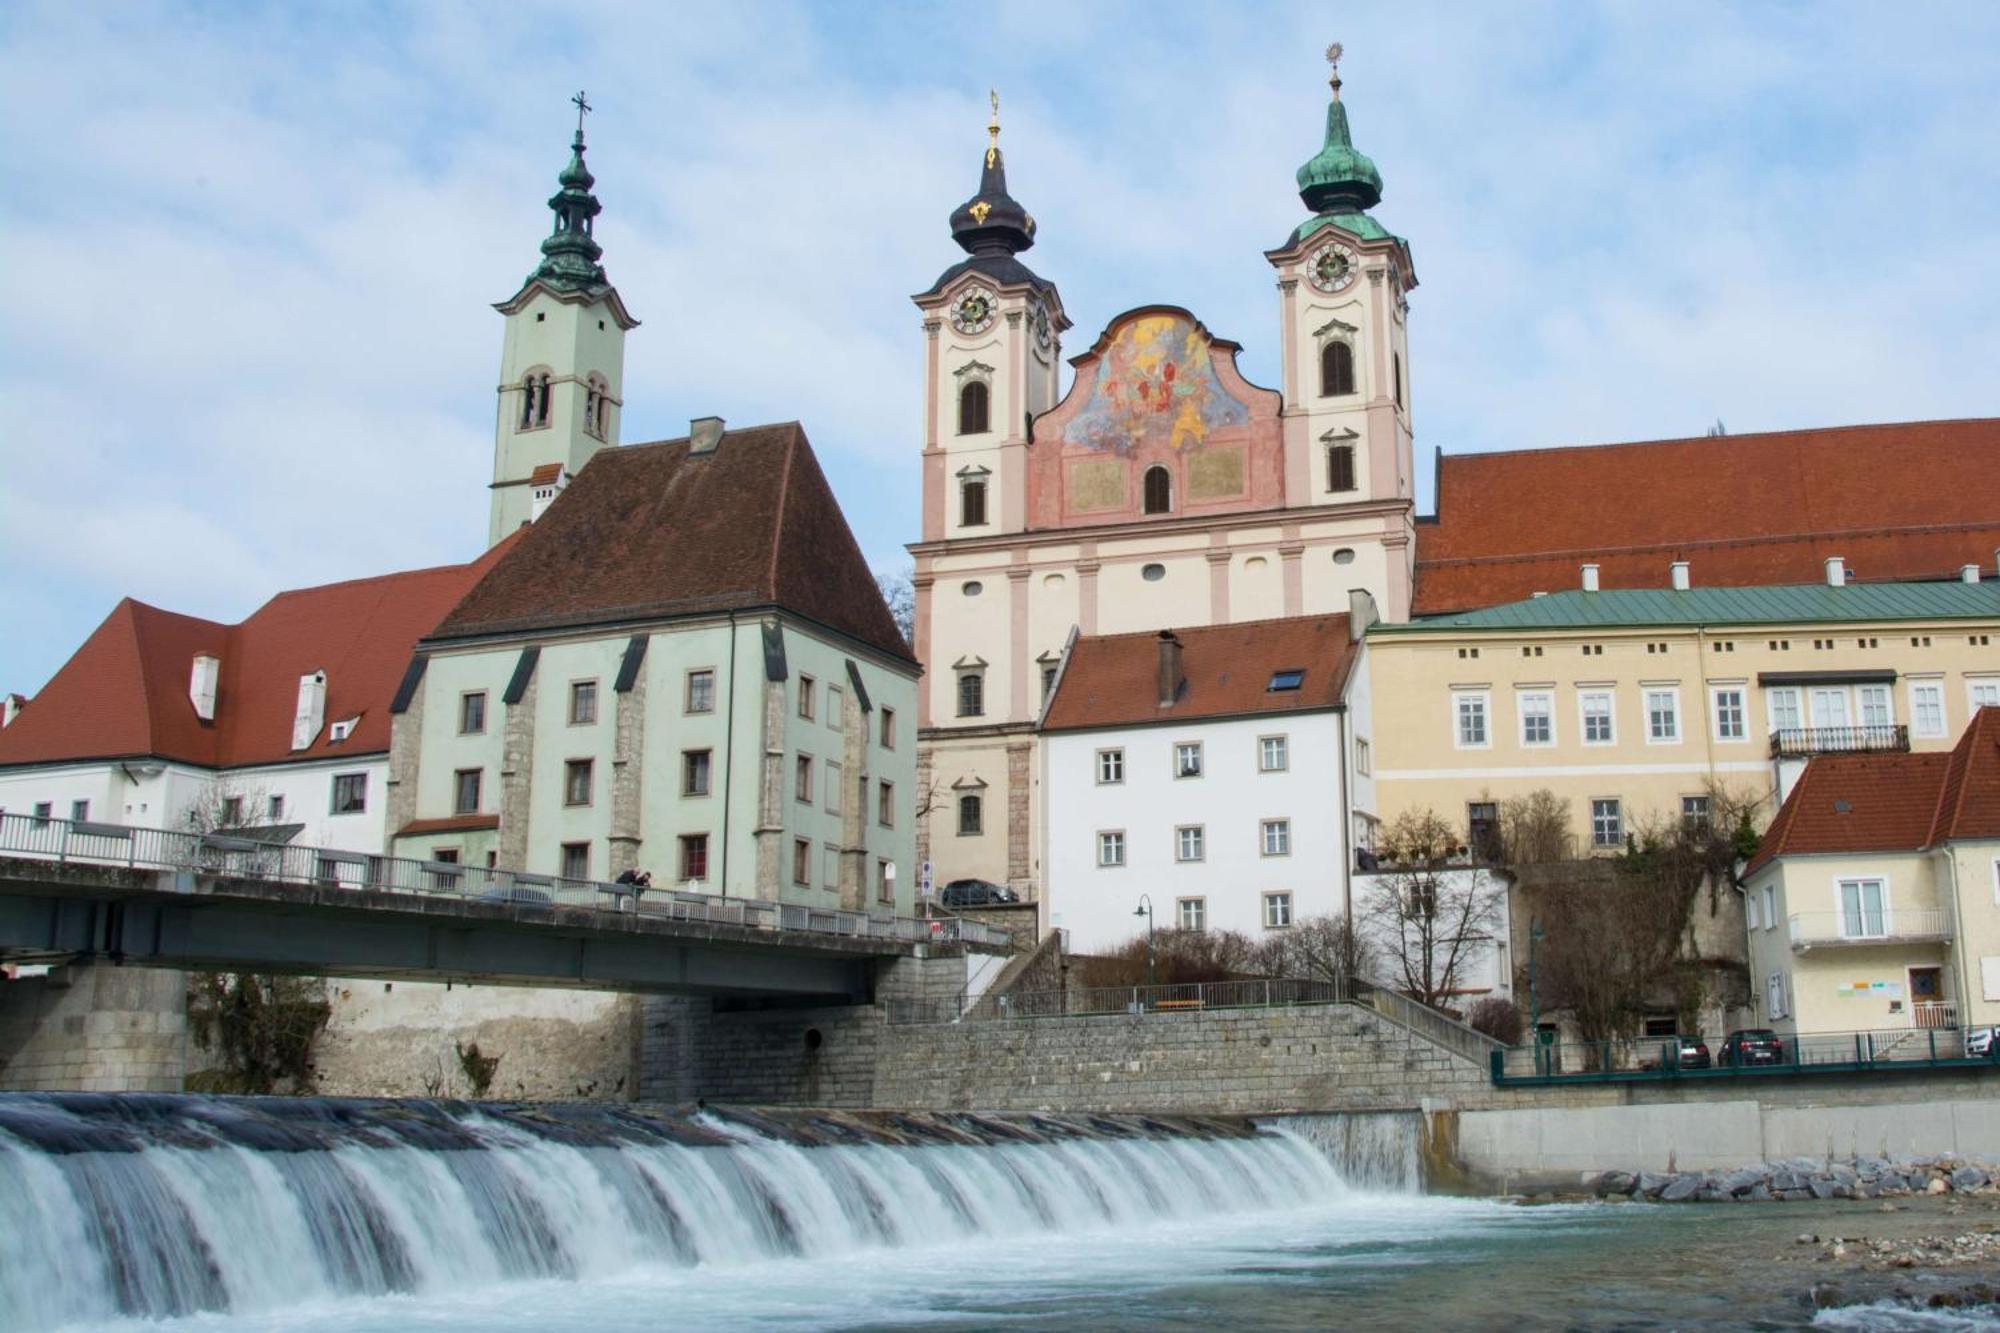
[
  {"left": 1717, "top": 1028, "right": 1786, "bottom": 1066},
  {"left": 938, "top": 878, "right": 1018, "bottom": 908}
]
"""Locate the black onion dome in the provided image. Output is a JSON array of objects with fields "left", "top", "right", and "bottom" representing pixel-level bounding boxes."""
[{"left": 949, "top": 144, "right": 1037, "bottom": 257}]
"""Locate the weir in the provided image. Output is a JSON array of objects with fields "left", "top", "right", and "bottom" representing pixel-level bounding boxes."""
[{"left": 0, "top": 1094, "right": 1423, "bottom": 1327}]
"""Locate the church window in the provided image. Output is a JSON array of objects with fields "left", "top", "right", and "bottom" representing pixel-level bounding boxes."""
[
  {"left": 960, "top": 478, "right": 988, "bottom": 527},
  {"left": 585, "top": 374, "right": 611, "bottom": 438},
  {"left": 958, "top": 380, "right": 990, "bottom": 435},
  {"left": 1142, "top": 466, "right": 1172, "bottom": 515},
  {"left": 537, "top": 376, "right": 551, "bottom": 426},
  {"left": 1393, "top": 353, "right": 1404, "bottom": 409},
  {"left": 957, "top": 669, "right": 985, "bottom": 718},
  {"left": 1320, "top": 340, "right": 1356, "bottom": 397},
  {"left": 519, "top": 371, "right": 553, "bottom": 430},
  {"left": 957, "top": 792, "right": 983, "bottom": 836},
  {"left": 1327, "top": 443, "right": 1357, "bottom": 492}
]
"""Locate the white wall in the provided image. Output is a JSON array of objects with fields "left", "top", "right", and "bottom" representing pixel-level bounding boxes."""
[{"left": 1352, "top": 868, "right": 1512, "bottom": 1001}]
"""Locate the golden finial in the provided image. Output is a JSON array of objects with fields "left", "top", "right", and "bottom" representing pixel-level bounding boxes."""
[
  {"left": 986, "top": 88, "right": 1000, "bottom": 169},
  {"left": 1325, "top": 41, "right": 1344, "bottom": 100}
]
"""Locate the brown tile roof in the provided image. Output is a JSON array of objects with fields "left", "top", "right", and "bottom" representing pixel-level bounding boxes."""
[
  {"left": 1415, "top": 419, "right": 2000, "bottom": 615},
  {"left": 398, "top": 814, "right": 501, "bottom": 836},
  {"left": 0, "top": 540, "right": 515, "bottom": 772},
  {"left": 527, "top": 463, "right": 564, "bottom": 487},
  {"left": 1041, "top": 614, "right": 1357, "bottom": 733},
  {"left": 432, "top": 422, "right": 913, "bottom": 663},
  {"left": 1746, "top": 707, "right": 2000, "bottom": 874}
]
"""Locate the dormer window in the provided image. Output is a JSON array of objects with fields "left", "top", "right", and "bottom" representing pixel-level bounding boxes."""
[
  {"left": 1268, "top": 669, "right": 1305, "bottom": 692},
  {"left": 328, "top": 716, "right": 360, "bottom": 743},
  {"left": 1320, "top": 340, "right": 1356, "bottom": 397}
]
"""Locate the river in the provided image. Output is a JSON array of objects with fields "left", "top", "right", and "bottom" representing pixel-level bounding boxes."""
[{"left": 3, "top": 1094, "right": 1996, "bottom": 1331}]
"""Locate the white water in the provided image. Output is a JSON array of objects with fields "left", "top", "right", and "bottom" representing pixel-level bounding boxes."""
[{"left": 0, "top": 1097, "right": 1407, "bottom": 1331}]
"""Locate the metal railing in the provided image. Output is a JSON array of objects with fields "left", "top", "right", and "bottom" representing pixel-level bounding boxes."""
[
  {"left": 0, "top": 812, "right": 1011, "bottom": 951},
  {"left": 1494, "top": 1025, "right": 1992, "bottom": 1084},
  {"left": 1769, "top": 724, "right": 1909, "bottom": 759},
  {"left": 1787, "top": 908, "right": 1951, "bottom": 947},
  {"left": 885, "top": 975, "right": 1351, "bottom": 1026},
  {"left": 1351, "top": 979, "right": 1505, "bottom": 1066}
]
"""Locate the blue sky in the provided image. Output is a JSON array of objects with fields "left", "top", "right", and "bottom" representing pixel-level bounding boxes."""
[{"left": 2, "top": 2, "right": 1997, "bottom": 694}]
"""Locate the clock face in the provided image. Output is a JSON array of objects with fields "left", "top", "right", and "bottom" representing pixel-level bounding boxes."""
[
  {"left": 1307, "top": 241, "right": 1358, "bottom": 293},
  {"left": 950, "top": 286, "right": 997, "bottom": 335},
  {"left": 1031, "top": 303, "right": 1052, "bottom": 350}
]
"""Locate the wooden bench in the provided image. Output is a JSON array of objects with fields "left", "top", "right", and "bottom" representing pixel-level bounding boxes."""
[{"left": 1151, "top": 998, "right": 1207, "bottom": 1012}]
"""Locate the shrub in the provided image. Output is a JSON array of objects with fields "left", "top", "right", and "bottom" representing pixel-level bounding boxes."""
[{"left": 1467, "top": 995, "right": 1524, "bottom": 1045}]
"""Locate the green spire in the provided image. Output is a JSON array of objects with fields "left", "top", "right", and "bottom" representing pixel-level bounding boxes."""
[
  {"left": 527, "top": 92, "right": 607, "bottom": 293},
  {"left": 1295, "top": 43, "right": 1384, "bottom": 220}
]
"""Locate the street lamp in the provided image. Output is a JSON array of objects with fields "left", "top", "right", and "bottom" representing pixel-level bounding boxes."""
[{"left": 1134, "top": 894, "right": 1156, "bottom": 990}]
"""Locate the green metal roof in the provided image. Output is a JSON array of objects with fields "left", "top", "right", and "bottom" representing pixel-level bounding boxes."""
[
  {"left": 1289, "top": 210, "right": 1401, "bottom": 246},
  {"left": 1370, "top": 581, "right": 2000, "bottom": 635}
]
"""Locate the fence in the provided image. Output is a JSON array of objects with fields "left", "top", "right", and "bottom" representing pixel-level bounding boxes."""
[
  {"left": 1351, "top": 980, "right": 1505, "bottom": 1067},
  {"left": 885, "top": 975, "right": 1351, "bottom": 1026},
  {"left": 0, "top": 811, "right": 1011, "bottom": 951},
  {"left": 1493, "top": 1025, "right": 1995, "bottom": 1084},
  {"left": 1786, "top": 908, "right": 1951, "bottom": 945}
]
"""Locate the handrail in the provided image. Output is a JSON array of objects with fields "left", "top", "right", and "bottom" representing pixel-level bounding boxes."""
[
  {"left": 0, "top": 811, "right": 1012, "bottom": 951},
  {"left": 885, "top": 975, "right": 1351, "bottom": 1025},
  {"left": 1350, "top": 979, "right": 1504, "bottom": 1066},
  {"left": 1768, "top": 724, "right": 1909, "bottom": 759}
]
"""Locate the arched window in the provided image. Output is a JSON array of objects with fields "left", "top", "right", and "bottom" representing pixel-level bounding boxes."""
[
  {"left": 1327, "top": 443, "right": 1356, "bottom": 493},
  {"left": 957, "top": 792, "right": 983, "bottom": 836},
  {"left": 586, "top": 374, "right": 611, "bottom": 439},
  {"left": 1320, "top": 341, "right": 1356, "bottom": 397},
  {"left": 519, "top": 382, "right": 534, "bottom": 429},
  {"left": 958, "top": 380, "right": 990, "bottom": 435},
  {"left": 1142, "top": 465, "right": 1172, "bottom": 515},
  {"left": 1393, "top": 353, "right": 1404, "bottom": 410},
  {"left": 960, "top": 478, "right": 988, "bottom": 527},
  {"left": 584, "top": 386, "right": 598, "bottom": 434},
  {"left": 956, "top": 670, "right": 985, "bottom": 719},
  {"left": 518, "top": 372, "right": 552, "bottom": 431}
]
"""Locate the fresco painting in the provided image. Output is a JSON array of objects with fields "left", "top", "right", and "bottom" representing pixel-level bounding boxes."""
[{"left": 1062, "top": 314, "right": 1250, "bottom": 455}]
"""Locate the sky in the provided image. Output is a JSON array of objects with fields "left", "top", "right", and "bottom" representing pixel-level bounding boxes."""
[{"left": 2, "top": 2, "right": 1997, "bottom": 695}]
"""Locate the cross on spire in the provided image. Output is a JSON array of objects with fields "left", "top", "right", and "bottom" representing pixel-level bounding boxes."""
[{"left": 572, "top": 90, "right": 592, "bottom": 136}]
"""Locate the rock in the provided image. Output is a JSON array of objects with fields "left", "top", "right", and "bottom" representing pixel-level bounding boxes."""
[
  {"left": 1723, "top": 1168, "right": 1766, "bottom": 1196},
  {"left": 1773, "top": 1169, "right": 1809, "bottom": 1193},
  {"left": 1746, "top": 1184, "right": 1773, "bottom": 1202},
  {"left": 1780, "top": 1188, "right": 1813, "bottom": 1201},
  {"left": 1953, "top": 1167, "right": 1990, "bottom": 1192},
  {"left": 1811, "top": 1177, "right": 1840, "bottom": 1200},
  {"left": 1833, "top": 1182, "right": 1857, "bottom": 1200},
  {"left": 1797, "top": 1233, "right": 1820, "bottom": 1245},
  {"left": 1591, "top": 1170, "right": 1636, "bottom": 1197},
  {"left": 1929, "top": 1177, "right": 1951, "bottom": 1195},
  {"left": 1880, "top": 1202, "right": 1902, "bottom": 1213},
  {"left": 1636, "top": 1171, "right": 1673, "bottom": 1198},
  {"left": 1661, "top": 1174, "right": 1703, "bottom": 1202},
  {"left": 1830, "top": 1163, "right": 1860, "bottom": 1185},
  {"left": 1880, "top": 1171, "right": 1910, "bottom": 1194}
]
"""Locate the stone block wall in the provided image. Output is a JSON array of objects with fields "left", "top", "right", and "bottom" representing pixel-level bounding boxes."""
[{"left": 0, "top": 963, "right": 187, "bottom": 1093}]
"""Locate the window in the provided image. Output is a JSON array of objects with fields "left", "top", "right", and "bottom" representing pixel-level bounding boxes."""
[
  {"left": 1096, "top": 748, "right": 1125, "bottom": 784},
  {"left": 1178, "top": 898, "right": 1207, "bottom": 931},
  {"left": 1767, "top": 972, "right": 1788, "bottom": 1021},
  {"left": 70, "top": 799, "right": 89, "bottom": 822},
  {"left": 1681, "top": 795, "right": 1711, "bottom": 832},
  {"left": 1519, "top": 691, "right": 1554, "bottom": 746},
  {"left": 1468, "top": 802, "right": 1500, "bottom": 861},
  {"left": 798, "top": 675, "right": 816, "bottom": 720},
  {"left": 32, "top": 802, "right": 51, "bottom": 823},
  {"left": 560, "top": 842, "right": 589, "bottom": 880},
  {"left": 1590, "top": 798, "right": 1623, "bottom": 848},
  {"left": 1973, "top": 680, "right": 2000, "bottom": 711},
  {"left": 957, "top": 792, "right": 983, "bottom": 836},
  {"left": 960, "top": 478, "right": 988, "bottom": 527},
  {"left": 220, "top": 796, "right": 245, "bottom": 827},
  {"left": 1142, "top": 465, "right": 1172, "bottom": 515},
  {"left": 1320, "top": 340, "right": 1356, "bottom": 396},
  {"left": 686, "top": 669, "right": 716, "bottom": 714},
  {"left": 1259, "top": 735, "right": 1289, "bottom": 772},
  {"left": 1762, "top": 884, "right": 1776, "bottom": 930},
  {"left": 453, "top": 768, "right": 482, "bottom": 815},
  {"left": 568, "top": 680, "right": 598, "bottom": 726},
  {"left": 957, "top": 380, "right": 990, "bottom": 435},
  {"left": 1859, "top": 684, "right": 1893, "bottom": 728},
  {"left": 1745, "top": 892, "right": 1760, "bottom": 930},
  {"left": 1175, "top": 742, "right": 1204, "bottom": 778},
  {"left": 877, "top": 780, "right": 894, "bottom": 827},
  {"left": 1326, "top": 443, "right": 1356, "bottom": 492},
  {"left": 1645, "top": 689, "right": 1680, "bottom": 743},
  {"left": 1355, "top": 737, "right": 1371, "bottom": 775},
  {"left": 1392, "top": 352, "right": 1403, "bottom": 409},
  {"left": 823, "top": 844, "right": 840, "bottom": 890},
  {"left": 682, "top": 749, "right": 712, "bottom": 797},
  {"left": 825, "top": 761, "right": 843, "bottom": 815},
  {"left": 1454, "top": 691, "right": 1490, "bottom": 748},
  {"left": 518, "top": 372, "right": 552, "bottom": 429},
  {"left": 1263, "top": 892, "right": 1294, "bottom": 929},
  {"left": 1261, "top": 819, "right": 1292, "bottom": 857},
  {"left": 1838, "top": 877, "right": 1886, "bottom": 939},
  {"left": 1712, "top": 687, "right": 1747, "bottom": 741},
  {"left": 267, "top": 794, "right": 285, "bottom": 821},
  {"left": 459, "top": 691, "right": 487, "bottom": 734},
  {"left": 828, "top": 684, "right": 844, "bottom": 724},
  {"left": 1097, "top": 831, "right": 1126, "bottom": 867},
  {"left": 679, "top": 834, "right": 709, "bottom": 883},
  {"left": 331, "top": 773, "right": 367, "bottom": 814},
  {"left": 1268, "top": 669, "right": 1305, "bottom": 692},
  {"left": 564, "top": 758, "right": 594, "bottom": 807},
  {"left": 879, "top": 707, "right": 896, "bottom": 748},
  {"left": 1580, "top": 691, "right": 1614, "bottom": 745},
  {"left": 1174, "top": 825, "right": 1205, "bottom": 863},
  {"left": 1910, "top": 680, "right": 1946, "bottom": 738},
  {"left": 957, "top": 670, "right": 984, "bottom": 718},
  {"left": 1041, "top": 663, "right": 1058, "bottom": 701},
  {"left": 1766, "top": 687, "right": 1802, "bottom": 733},
  {"left": 793, "top": 838, "right": 811, "bottom": 886},
  {"left": 795, "top": 754, "right": 814, "bottom": 804},
  {"left": 876, "top": 859, "right": 894, "bottom": 904}
]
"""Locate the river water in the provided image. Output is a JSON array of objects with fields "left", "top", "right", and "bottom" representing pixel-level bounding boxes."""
[{"left": 2, "top": 1094, "right": 1995, "bottom": 1332}]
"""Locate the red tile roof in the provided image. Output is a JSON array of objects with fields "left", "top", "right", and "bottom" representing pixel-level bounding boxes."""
[
  {"left": 0, "top": 540, "right": 515, "bottom": 772},
  {"left": 1747, "top": 707, "right": 2000, "bottom": 874},
  {"left": 1041, "top": 614, "right": 1357, "bottom": 733},
  {"left": 1415, "top": 419, "right": 2000, "bottom": 614},
  {"left": 527, "top": 463, "right": 564, "bottom": 486},
  {"left": 432, "top": 422, "right": 914, "bottom": 663}
]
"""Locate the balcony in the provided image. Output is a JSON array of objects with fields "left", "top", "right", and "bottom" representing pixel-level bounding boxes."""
[
  {"left": 1787, "top": 908, "right": 1951, "bottom": 952},
  {"left": 1769, "top": 724, "right": 1909, "bottom": 759}
]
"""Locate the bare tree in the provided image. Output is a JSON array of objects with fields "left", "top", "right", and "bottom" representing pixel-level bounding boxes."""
[
  {"left": 177, "top": 776, "right": 274, "bottom": 835},
  {"left": 1257, "top": 913, "right": 1374, "bottom": 986},
  {"left": 1364, "top": 809, "right": 1503, "bottom": 1010},
  {"left": 875, "top": 566, "right": 915, "bottom": 646}
]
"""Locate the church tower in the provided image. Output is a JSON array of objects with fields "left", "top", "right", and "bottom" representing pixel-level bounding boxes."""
[
  {"left": 488, "top": 96, "right": 640, "bottom": 547},
  {"left": 1265, "top": 45, "right": 1417, "bottom": 608},
  {"left": 914, "top": 95, "right": 1069, "bottom": 545}
]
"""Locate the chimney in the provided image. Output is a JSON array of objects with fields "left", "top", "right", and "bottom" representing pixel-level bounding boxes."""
[
  {"left": 1963, "top": 564, "right": 1982, "bottom": 585},
  {"left": 1670, "top": 561, "right": 1691, "bottom": 592},
  {"left": 1156, "top": 631, "right": 1184, "bottom": 707},
  {"left": 1580, "top": 563, "right": 1600, "bottom": 593},
  {"left": 1347, "top": 588, "right": 1378, "bottom": 642},
  {"left": 1, "top": 694, "right": 24, "bottom": 728},
  {"left": 291, "top": 671, "right": 327, "bottom": 751},
  {"left": 189, "top": 654, "right": 220, "bottom": 722},
  {"left": 689, "top": 416, "right": 725, "bottom": 455},
  {"left": 1825, "top": 555, "right": 1847, "bottom": 588}
]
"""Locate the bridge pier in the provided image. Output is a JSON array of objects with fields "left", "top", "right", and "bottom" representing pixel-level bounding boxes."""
[{"left": 0, "top": 961, "right": 187, "bottom": 1093}]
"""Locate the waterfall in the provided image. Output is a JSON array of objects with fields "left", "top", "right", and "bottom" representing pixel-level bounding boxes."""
[
  {"left": 0, "top": 1095, "right": 1385, "bottom": 1328},
  {"left": 1264, "top": 1111, "right": 1425, "bottom": 1191}
]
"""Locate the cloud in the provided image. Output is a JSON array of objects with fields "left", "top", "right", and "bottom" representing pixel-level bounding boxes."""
[{"left": 1, "top": 1, "right": 1996, "bottom": 694}]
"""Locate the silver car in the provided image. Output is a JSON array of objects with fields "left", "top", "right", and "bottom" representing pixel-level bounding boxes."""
[{"left": 1968, "top": 1027, "right": 1998, "bottom": 1058}]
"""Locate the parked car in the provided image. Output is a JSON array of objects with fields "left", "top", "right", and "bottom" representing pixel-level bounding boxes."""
[
  {"left": 477, "top": 885, "right": 552, "bottom": 906},
  {"left": 1967, "top": 1026, "right": 1998, "bottom": 1058},
  {"left": 1669, "top": 1036, "right": 1712, "bottom": 1070},
  {"left": 938, "top": 878, "right": 1018, "bottom": 908},
  {"left": 1717, "top": 1029, "right": 1787, "bottom": 1066}
]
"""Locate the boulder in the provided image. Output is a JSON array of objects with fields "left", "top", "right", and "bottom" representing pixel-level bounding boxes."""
[
  {"left": 1773, "top": 1169, "right": 1809, "bottom": 1193},
  {"left": 1953, "top": 1167, "right": 1990, "bottom": 1192},
  {"left": 1723, "top": 1169, "right": 1767, "bottom": 1196},
  {"left": 1746, "top": 1184, "right": 1773, "bottom": 1202},
  {"left": 1830, "top": 1163, "right": 1860, "bottom": 1185},
  {"left": 1878, "top": 1171, "right": 1910, "bottom": 1194},
  {"left": 1636, "top": 1171, "right": 1673, "bottom": 1198},
  {"left": 1779, "top": 1188, "right": 1813, "bottom": 1201},
  {"left": 1810, "top": 1177, "right": 1839, "bottom": 1199},
  {"left": 1660, "top": 1175, "right": 1703, "bottom": 1203},
  {"left": 1592, "top": 1170, "right": 1637, "bottom": 1197},
  {"left": 1928, "top": 1177, "right": 1950, "bottom": 1195}
]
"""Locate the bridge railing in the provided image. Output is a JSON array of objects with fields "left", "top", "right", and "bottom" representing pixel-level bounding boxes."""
[{"left": 0, "top": 812, "right": 1012, "bottom": 951}]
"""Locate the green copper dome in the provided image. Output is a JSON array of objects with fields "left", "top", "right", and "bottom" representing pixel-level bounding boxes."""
[
  {"left": 527, "top": 129, "right": 607, "bottom": 293},
  {"left": 1296, "top": 88, "right": 1382, "bottom": 215}
]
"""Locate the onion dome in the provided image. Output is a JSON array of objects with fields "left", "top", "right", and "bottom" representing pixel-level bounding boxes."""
[
  {"left": 1296, "top": 43, "right": 1383, "bottom": 215},
  {"left": 527, "top": 94, "right": 607, "bottom": 292},
  {"left": 948, "top": 91, "right": 1037, "bottom": 257}
]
